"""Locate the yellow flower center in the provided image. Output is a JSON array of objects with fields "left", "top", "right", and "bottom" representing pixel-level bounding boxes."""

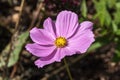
[{"left": 55, "top": 37, "right": 67, "bottom": 48}]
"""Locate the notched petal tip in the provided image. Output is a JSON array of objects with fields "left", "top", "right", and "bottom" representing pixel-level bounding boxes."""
[
  {"left": 34, "top": 59, "right": 44, "bottom": 68},
  {"left": 59, "top": 10, "right": 73, "bottom": 14},
  {"left": 82, "top": 21, "right": 93, "bottom": 24},
  {"left": 25, "top": 44, "right": 36, "bottom": 56},
  {"left": 30, "top": 27, "right": 38, "bottom": 33},
  {"left": 45, "top": 17, "right": 51, "bottom": 21},
  {"left": 80, "top": 21, "right": 93, "bottom": 31},
  {"left": 25, "top": 44, "right": 31, "bottom": 52},
  {"left": 43, "top": 17, "right": 52, "bottom": 26}
]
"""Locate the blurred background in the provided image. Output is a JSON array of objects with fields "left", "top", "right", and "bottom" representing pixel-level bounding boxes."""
[{"left": 0, "top": 0, "right": 120, "bottom": 80}]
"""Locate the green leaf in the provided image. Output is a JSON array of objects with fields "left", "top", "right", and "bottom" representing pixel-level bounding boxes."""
[
  {"left": 106, "top": 0, "right": 116, "bottom": 8},
  {"left": 93, "top": 0, "right": 106, "bottom": 12},
  {"left": 115, "top": 29, "right": 120, "bottom": 36},
  {"left": 112, "top": 49, "right": 120, "bottom": 62},
  {"left": 112, "top": 40, "right": 120, "bottom": 62},
  {"left": 115, "top": 50, "right": 120, "bottom": 57},
  {"left": 114, "top": 10, "right": 120, "bottom": 25},
  {"left": 93, "top": 0, "right": 106, "bottom": 26},
  {"left": 0, "top": 56, "right": 6, "bottom": 68},
  {"left": 112, "top": 21, "right": 118, "bottom": 33},
  {"left": 116, "top": 2, "right": 120, "bottom": 10},
  {"left": 8, "top": 31, "right": 29, "bottom": 67},
  {"left": 105, "top": 11, "right": 112, "bottom": 26},
  {"left": 87, "top": 42, "right": 102, "bottom": 52},
  {"left": 99, "top": 12, "right": 105, "bottom": 26},
  {"left": 0, "top": 43, "right": 10, "bottom": 68},
  {"left": 81, "top": 0, "right": 87, "bottom": 18},
  {"left": 93, "top": 0, "right": 112, "bottom": 26}
]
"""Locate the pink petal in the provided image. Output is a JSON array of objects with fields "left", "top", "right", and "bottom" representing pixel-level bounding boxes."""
[
  {"left": 43, "top": 17, "right": 56, "bottom": 37},
  {"left": 30, "top": 27, "right": 55, "bottom": 45},
  {"left": 68, "top": 30, "right": 95, "bottom": 53},
  {"left": 35, "top": 49, "right": 60, "bottom": 68},
  {"left": 68, "top": 21, "right": 94, "bottom": 39},
  {"left": 58, "top": 47, "right": 76, "bottom": 60},
  {"left": 25, "top": 43, "right": 56, "bottom": 57},
  {"left": 55, "top": 10, "right": 79, "bottom": 38},
  {"left": 79, "top": 21, "right": 93, "bottom": 31},
  {"left": 34, "top": 47, "right": 76, "bottom": 68}
]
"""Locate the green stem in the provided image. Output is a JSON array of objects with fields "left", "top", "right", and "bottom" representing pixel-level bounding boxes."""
[{"left": 63, "top": 58, "right": 73, "bottom": 80}]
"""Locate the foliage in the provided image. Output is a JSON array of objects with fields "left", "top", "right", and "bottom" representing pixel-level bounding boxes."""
[
  {"left": 92, "top": 0, "right": 120, "bottom": 61},
  {"left": 0, "top": 31, "right": 29, "bottom": 67},
  {"left": 81, "top": 0, "right": 87, "bottom": 18},
  {"left": 8, "top": 31, "right": 29, "bottom": 67}
]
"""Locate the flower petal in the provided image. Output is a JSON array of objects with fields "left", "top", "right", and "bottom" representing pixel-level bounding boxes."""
[
  {"left": 34, "top": 47, "right": 77, "bottom": 68},
  {"left": 43, "top": 17, "right": 56, "bottom": 37},
  {"left": 68, "top": 21, "right": 94, "bottom": 39},
  {"left": 25, "top": 43, "right": 56, "bottom": 57},
  {"left": 55, "top": 10, "right": 79, "bottom": 38},
  {"left": 68, "top": 30, "right": 95, "bottom": 53},
  {"left": 35, "top": 49, "right": 60, "bottom": 68},
  {"left": 58, "top": 47, "right": 76, "bottom": 60},
  {"left": 30, "top": 27, "right": 55, "bottom": 45},
  {"left": 79, "top": 21, "right": 93, "bottom": 31}
]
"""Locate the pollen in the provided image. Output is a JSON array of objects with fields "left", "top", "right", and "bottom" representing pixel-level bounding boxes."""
[{"left": 55, "top": 37, "right": 67, "bottom": 48}]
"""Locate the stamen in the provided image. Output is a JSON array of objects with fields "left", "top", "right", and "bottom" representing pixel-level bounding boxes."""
[{"left": 55, "top": 37, "right": 67, "bottom": 48}]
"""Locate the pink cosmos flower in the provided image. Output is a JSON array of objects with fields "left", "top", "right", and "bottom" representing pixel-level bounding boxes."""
[{"left": 25, "top": 10, "right": 95, "bottom": 68}]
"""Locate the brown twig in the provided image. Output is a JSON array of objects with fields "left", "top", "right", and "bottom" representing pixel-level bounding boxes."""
[
  {"left": 28, "top": 2, "right": 44, "bottom": 30},
  {"left": 63, "top": 58, "right": 73, "bottom": 80},
  {"left": 4, "top": 0, "right": 25, "bottom": 79},
  {"left": 10, "top": 63, "right": 17, "bottom": 78},
  {"left": 36, "top": 14, "right": 43, "bottom": 27}
]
